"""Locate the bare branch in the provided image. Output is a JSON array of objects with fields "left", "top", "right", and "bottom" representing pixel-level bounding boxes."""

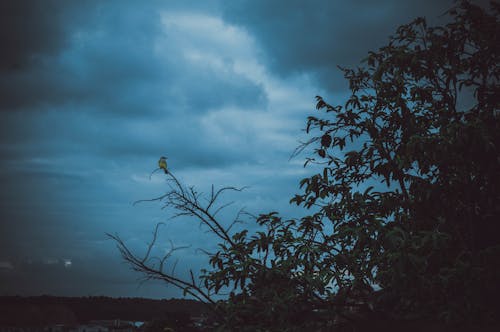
[
  {"left": 148, "top": 167, "right": 162, "bottom": 180},
  {"left": 212, "top": 201, "right": 235, "bottom": 218},
  {"left": 289, "top": 137, "right": 320, "bottom": 161},
  {"left": 141, "top": 222, "right": 164, "bottom": 263},
  {"left": 226, "top": 207, "right": 248, "bottom": 233},
  {"left": 107, "top": 232, "right": 217, "bottom": 307}
]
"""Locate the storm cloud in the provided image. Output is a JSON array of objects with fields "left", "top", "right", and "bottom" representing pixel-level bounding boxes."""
[
  {"left": 0, "top": 0, "right": 481, "bottom": 298},
  {"left": 222, "top": 0, "right": 491, "bottom": 89}
]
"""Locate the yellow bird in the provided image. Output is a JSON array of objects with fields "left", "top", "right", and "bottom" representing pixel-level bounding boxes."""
[{"left": 158, "top": 156, "right": 168, "bottom": 174}]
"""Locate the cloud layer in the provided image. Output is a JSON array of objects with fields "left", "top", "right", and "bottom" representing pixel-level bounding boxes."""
[{"left": 0, "top": 0, "right": 480, "bottom": 297}]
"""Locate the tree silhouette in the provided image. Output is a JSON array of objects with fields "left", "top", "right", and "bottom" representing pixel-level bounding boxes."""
[{"left": 110, "top": 1, "right": 499, "bottom": 329}]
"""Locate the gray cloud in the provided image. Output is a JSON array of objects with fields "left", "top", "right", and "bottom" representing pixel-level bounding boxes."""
[
  {"left": 221, "top": 0, "right": 490, "bottom": 90},
  {"left": 0, "top": 0, "right": 271, "bottom": 297},
  {"left": 0, "top": 1, "right": 265, "bottom": 114},
  {"left": 0, "top": 0, "right": 72, "bottom": 71}
]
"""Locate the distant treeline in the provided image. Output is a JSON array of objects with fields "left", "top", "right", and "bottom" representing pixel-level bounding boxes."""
[{"left": 0, "top": 296, "right": 208, "bottom": 327}]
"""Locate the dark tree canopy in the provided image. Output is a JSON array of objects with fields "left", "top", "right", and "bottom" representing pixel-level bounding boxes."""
[
  {"left": 296, "top": 0, "right": 499, "bottom": 323},
  {"left": 111, "top": 1, "right": 500, "bottom": 330}
]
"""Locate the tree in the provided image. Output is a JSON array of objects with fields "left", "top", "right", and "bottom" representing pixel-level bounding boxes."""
[{"left": 110, "top": 1, "right": 499, "bottom": 330}]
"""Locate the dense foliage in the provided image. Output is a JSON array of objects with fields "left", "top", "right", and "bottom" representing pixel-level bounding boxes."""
[{"left": 113, "top": 1, "right": 499, "bottom": 330}]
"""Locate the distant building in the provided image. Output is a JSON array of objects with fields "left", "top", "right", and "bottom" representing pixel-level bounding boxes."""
[
  {"left": 70, "top": 324, "right": 109, "bottom": 332},
  {"left": 42, "top": 319, "right": 142, "bottom": 332},
  {"left": 86, "top": 320, "right": 137, "bottom": 332},
  {"left": 46, "top": 325, "right": 70, "bottom": 332}
]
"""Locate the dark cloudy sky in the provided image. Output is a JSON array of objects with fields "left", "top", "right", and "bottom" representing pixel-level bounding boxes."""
[{"left": 0, "top": 0, "right": 487, "bottom": 298}]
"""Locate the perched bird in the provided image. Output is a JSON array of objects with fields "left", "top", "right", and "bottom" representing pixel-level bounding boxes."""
[{"left": 158, "top": 156, "right": 168, "bottom": 174}]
